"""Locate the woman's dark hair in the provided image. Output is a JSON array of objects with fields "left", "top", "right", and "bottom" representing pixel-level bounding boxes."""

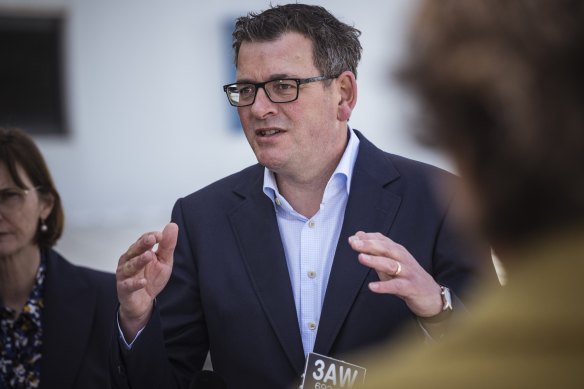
[
  {"left": 232, "top": 3, "right": 362, "bottom": 79},
  {"left": 400, "top": 0, "right": 584, "bottom": 248},
  {"left": 0, "top": 127, "right": 64, "bottom": 247}
]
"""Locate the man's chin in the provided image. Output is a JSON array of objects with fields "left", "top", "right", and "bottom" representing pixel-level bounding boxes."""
[{"left": 258, "top": 158, "right": 285, "bottom": 174}]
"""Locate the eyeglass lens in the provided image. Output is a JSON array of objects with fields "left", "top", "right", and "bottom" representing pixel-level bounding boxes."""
[{"left": 227, "top": 79, "right": 299, "bottom": 106}]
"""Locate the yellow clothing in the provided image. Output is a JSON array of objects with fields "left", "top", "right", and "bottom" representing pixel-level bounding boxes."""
[{"left": 359, "top": 234, "right": 584, "bottom": 388}]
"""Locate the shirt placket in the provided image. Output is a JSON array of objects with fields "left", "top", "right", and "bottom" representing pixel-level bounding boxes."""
[{"left": 299, "top": 212, "right": 321, "bottom": 354}]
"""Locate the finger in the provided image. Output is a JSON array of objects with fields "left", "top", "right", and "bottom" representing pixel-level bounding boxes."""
[
  {"left": 119, "top": 231, "right": 163, "bottom": 263},
  {"left": 349, "top": 234, "right": 408, "bottom": 262},
  {"left": 117, "top": 251, "right": 155, "bottom": 279},
  {"left": 368, "top": 278, "right": 407, "bottom": 295},
  {"left": 355, "top": 231, "right": 387, "bottom": 241},
  {"left": 357, "top": 253, "right": 402, "bottom": 278},
  {"left": 117, "top": 276, "right": 148, "bottom": 294},
  {"left": 155, "top": 223, "right": 178, "bottom": 264},
  {"left": 349, "top": 233, "right": 393, "bottom": 256}
]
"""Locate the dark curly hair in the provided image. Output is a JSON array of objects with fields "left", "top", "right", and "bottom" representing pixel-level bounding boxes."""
[
  {"left": 231, "top": 3, "right": 362, "bottom": 79},
  {"left": 400, "top": 0, "right": 584, "bottom": 248},
  {"left": 0, "top": 127, "right": 64, "bottom": 248}
]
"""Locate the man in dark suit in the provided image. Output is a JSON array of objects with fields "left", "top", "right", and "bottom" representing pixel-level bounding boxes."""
[{"left": 111, "top": 4, "right": 495, "bottom": 388}]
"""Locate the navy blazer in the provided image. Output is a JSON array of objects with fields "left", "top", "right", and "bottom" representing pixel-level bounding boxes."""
[
  {"left": 40, "top": 249, "right": 117, "bottom": 389},
  {"left": 112, "top": 131, "right": 494, "bottom": 388}
]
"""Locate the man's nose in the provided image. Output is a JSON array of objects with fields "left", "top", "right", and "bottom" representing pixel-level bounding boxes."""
[{"left": 249, "top": 87, "right": 276, "bottom": 117}]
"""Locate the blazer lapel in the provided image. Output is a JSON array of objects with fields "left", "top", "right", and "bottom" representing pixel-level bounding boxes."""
[
  {"left": 41, "top": 251, "right": 97, "bottom": 389},
  {"left": 314, "top": 134, "right": 402, "bottom": 355},
  {"left": 228, "top": 171, "right": 306, "bottom": 374}
]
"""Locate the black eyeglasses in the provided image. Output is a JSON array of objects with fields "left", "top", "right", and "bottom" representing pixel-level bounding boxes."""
[{"left": 222, "top": 75, "right": 338, "bottom": 107}]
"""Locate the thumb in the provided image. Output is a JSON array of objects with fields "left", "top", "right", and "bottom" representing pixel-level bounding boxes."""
[{"left": 156, "top": 222, "right": 178, "bottom": 263}]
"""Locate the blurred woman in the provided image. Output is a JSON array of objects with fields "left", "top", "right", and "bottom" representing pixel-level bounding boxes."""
[
  {"left": 359, "top": 0, "right": 584, "bottom": 388},
  {"left": 0, "top": 127, "right": 116, "bottom": 389}
]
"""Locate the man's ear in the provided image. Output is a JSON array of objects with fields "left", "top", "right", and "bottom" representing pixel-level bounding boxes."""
[{"left": 336, "top": 71, "right": 358, "bottom": 121}]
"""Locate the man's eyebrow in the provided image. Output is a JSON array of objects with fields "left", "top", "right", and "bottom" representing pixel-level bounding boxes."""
[{"left": 235, "top": 74, "right": 295, "bottom": 84}]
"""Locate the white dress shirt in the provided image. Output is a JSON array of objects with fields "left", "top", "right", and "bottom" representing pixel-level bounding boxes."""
[{"left": 263, "top": 127, "right": 360, "bottom": 355}]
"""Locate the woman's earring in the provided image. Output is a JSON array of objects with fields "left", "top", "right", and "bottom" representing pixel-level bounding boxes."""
[{"left": 40, "top": 219, "right": 48, "bottom": 233}]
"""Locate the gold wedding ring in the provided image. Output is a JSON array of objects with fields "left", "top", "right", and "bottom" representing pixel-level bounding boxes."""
[{"left": 394, "top": 262, "right": 402, "bottom": 276}]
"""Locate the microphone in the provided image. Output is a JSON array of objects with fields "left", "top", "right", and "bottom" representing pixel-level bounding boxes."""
[{"left": 189, "top": 370, "right": 227, "bottom": 389}]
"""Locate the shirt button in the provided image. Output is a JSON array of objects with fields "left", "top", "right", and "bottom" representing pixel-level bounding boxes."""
[
  {"left": 308, "top": 220, "right": 315, "bottom": 228},
  {"left": 308, "top": 322, "right": 317, "bottom": 330},
  {"left": 307, "top": 271, "right": 316, "bottom": 279},
  {"left": 275, "top": 197, "right": 281, "bottom": 206}
]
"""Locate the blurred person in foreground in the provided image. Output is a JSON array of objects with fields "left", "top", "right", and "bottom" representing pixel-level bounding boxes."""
[
  {"left": 0, "top": 127, "right": 117, "bottom": 389},
  {"left": 359, "top": 0, "right": 584, "bottom": 387},
  {"left": 110, "top": 4, "right": 496, "bottom": 388}
]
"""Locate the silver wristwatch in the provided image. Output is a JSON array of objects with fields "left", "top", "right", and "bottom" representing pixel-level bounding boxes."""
[
  {"left": 419, "top": 286, "right": 454, "bottom": 324},
  {"left": 440, "top": 286, "right": 453, "bottom": 311}
]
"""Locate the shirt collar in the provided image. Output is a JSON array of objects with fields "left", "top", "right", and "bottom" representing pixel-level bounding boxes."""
[{"left": 263, "top": 126, "right": 360, "bottom": 202}]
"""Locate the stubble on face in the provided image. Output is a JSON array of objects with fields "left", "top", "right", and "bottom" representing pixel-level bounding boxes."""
[{"left": 235, "top": 33, "right": 346, "bottom": 184}]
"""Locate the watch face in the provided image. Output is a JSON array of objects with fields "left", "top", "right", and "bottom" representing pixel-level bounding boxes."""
[{"left": 441, "top": 286, "right": 453, "bottom": 311}]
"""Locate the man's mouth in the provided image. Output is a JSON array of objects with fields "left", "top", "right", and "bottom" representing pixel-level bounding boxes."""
[{"left": 256, "top": 129, "right": 283, "bottom": 137}]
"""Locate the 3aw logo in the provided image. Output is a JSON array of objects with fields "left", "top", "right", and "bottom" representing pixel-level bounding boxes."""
[{"left": 301, "top": 352, "right": 366, "bottom": 389}]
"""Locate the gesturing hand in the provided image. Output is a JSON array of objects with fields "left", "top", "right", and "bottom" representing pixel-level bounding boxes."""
[
  {"left": 348, "top": 231, "right": 442, "bottom": 318},
  {"left": 116, "top": 223, "right": 178, "bottom": 340}
]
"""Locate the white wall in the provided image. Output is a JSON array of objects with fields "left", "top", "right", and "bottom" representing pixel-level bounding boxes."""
[{"left": 1, "top": 0, "right": 450, "bottom": 272}]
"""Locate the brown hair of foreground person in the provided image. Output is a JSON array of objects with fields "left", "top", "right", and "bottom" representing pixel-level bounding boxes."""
[{"left": 400, "top": 0, "right": 584, "bottom": 252}]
